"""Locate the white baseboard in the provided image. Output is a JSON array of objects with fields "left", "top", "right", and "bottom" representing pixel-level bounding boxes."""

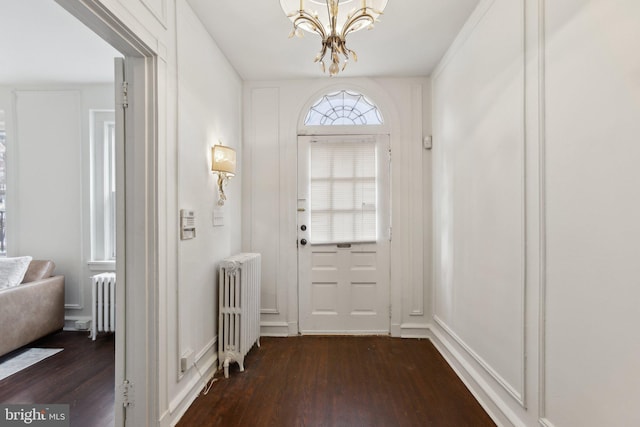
[
  {"left": 63, "top": 315, "right": 92, "bottom": 332},
  {"left": 164, "top": 353, "right": 218, "bottom": 427},
  {"left": 390, "top": 322, "right": 402, "bottom": 337},
  {"left": 260, "top": 321, "right": 289, "bottom": 337},
  {"left": 428, "top": 325, "right": 524, "bottom": 427},
  {"left": 287, "top": 321, "right": 299, "bottom": 336},
  {"left": 400, "top": 322, "right": 430, "bottom": 338}
]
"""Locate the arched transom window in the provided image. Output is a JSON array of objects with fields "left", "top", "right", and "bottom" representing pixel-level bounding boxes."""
[{"left": 304, "top": 90, "right": 384, "bottom": 126}]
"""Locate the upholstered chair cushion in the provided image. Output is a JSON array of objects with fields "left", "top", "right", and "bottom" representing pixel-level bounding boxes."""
[{"left": 21, "top": 260, "right": 56, "bottom": 283}]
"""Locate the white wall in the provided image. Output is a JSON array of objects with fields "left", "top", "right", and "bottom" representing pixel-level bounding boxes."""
[
  {"left": 243, "top": 78, "right": 431, "bottom": 338},
  {"left": 543, "top": 1, "right": 640, "bottom": 426},
  {"left": 48, "top": 0, "right": 242, "bottom": 425},
  {"left": 0, "top": 84, "right": 114, "bottom": 327},
  {"left": 171, "top": 0, "right": 242, "bottom": 417},
  {"left": 431, "top": 0, "right": 640, "bottom": 426}
]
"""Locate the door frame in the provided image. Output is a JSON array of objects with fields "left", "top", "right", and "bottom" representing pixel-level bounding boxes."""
[
  {"left": 296, "top": 131, "right": 392, "bottom": 335},
  {"left": 55, "top": 1, "right": 158, "bottom": 426}
]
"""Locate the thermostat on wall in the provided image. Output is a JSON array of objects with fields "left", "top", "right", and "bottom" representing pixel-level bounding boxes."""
[{"left": 180, "top": 209, "right": 196, "bottom": 240}]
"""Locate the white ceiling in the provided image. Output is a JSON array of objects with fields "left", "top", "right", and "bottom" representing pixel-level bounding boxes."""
[
  {"left": 0, "top": 0, "right": 120, "bottom": 85},
  {"left": 0, "top": 0, "right": 479, "bottom": 84},
  {"left": 187, "top": 0, "right": 480, "bottom": 80}
]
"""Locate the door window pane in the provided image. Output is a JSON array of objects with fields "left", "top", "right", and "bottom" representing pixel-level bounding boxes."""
[{"left": 309, "top": 139, "right": 377, "bottom": 244}]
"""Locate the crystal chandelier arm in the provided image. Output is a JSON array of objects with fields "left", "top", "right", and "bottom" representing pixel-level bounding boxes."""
[
  {"left": 291, "top": 12, "right": 327, "bottom": 39},
  {"left": 341, "top": 11, "right": 376, "bottom": 38},
  {"left": 315, "top": 42, "right": 329, "bottom": 63}
]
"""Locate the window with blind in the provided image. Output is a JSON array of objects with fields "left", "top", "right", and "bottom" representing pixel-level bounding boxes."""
[{"left": 309, "top": 139, "right": 377, "bottom": 244}]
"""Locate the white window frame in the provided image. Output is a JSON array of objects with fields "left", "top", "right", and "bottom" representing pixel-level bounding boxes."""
[
  {"left": 90, "top": 110, "right": 116, "bottom": 262},
  {"left": 304, "top": 89, "right": 384, "bottom": 126},
  {"left": 0, "top": 114, "right": 6, "bottom": 257}
]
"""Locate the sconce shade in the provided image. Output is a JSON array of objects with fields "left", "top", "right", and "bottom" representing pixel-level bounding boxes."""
[{"left": 211, "top": 145, "right": 236, "bottom": 176}]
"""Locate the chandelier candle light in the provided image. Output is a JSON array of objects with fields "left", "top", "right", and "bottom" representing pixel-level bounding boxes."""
[{"left": 280, "top": 0, "right": 388, "bottom": 76}]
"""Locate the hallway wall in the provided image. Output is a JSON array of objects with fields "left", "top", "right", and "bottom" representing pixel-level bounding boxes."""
[
  {"left": 54, "top": 0, "right": 244, "bottom": 425},
  {"left": 0, "top": 84, "right": 114, "bottom": 328},
  {"left": 172, "top": 0, "right": 243, "bottom": 418},
  {"left": 431, "top": 0, "right": 640, "bottom": 426},
  {"left": 242, "top": 78, "right": 431, "bottom": 337}
]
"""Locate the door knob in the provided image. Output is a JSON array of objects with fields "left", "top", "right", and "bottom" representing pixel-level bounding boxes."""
[
  {"left": 300, "top": 225, "right": 307, "bottom": 231},
  {"left": 300, "top": 238, "right": 307, "bottom": 246}
]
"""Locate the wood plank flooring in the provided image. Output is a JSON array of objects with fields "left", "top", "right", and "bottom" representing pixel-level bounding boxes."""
[
  {"left": 178, "top": 336, "right": 496, "bottom": 427},
  {"left": 0, "top": 333, "right": 496, "bottom": 426},
  {"left": 0, "top": 331, "right": 114, "bottom": 427}
]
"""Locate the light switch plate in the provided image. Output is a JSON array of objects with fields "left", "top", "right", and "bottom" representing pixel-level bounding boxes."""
[{"left": 213, "top": 208, "right": 225, "bottom": 226}]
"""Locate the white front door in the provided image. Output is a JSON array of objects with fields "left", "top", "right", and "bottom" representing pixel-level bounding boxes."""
[{"left": 298, "top": 134, "right": 391, "bottom": 334}]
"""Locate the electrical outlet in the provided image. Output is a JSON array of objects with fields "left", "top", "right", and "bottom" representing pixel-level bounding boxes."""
[
  {"left": 75, "top": 320, "right": 90, "bottom": 331},
  {"left": 423, "top": 135, "right": 433, "bottom": 150},
  {"left": 180, "top": 349, "right": 194, "bottom": 373}
]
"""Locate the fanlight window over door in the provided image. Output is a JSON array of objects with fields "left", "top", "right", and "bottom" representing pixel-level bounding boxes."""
[{"left": 305, "top": 90, "right": 383, "bottom": 126}]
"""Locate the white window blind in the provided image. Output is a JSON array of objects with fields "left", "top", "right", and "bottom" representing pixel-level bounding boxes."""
[{"left": 310, "top": 139, "right": 377, "bottom": 244}]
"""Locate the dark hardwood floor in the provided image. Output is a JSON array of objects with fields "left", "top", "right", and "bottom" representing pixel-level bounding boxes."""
[
  {"left": 178, "top": 336, "right": 496, "bottom": 427},
  {"left": 0, "top": 331, "right": 114, "bottom": 427},
  {"left": 0, "top": 334, "right": 495, "bottom": 426}
]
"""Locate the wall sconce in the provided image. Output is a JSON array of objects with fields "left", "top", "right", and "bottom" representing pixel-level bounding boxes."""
[{"left": 211, "top": 144, "right": 236, "bottom": 206}]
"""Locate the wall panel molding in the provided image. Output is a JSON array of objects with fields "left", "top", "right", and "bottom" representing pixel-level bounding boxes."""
[
  {"left": 409, "top": 83, "right": 424, "bottom": 317},
  {"left": 431, "top": 0, "right": 527, "bottom": 408},
  {"left": 140, "top": 0, "right": 167, "bottom": 28},
  {"left": 250, "top": 87, "right": 281, "bottom": 315},
  {"left": 537, "top": 0, "right": 548, "bottom": 422}
]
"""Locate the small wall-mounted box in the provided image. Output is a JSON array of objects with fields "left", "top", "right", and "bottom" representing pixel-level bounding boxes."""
[
  {"left": 180, "top": 348, "right": 194, "bottom": 373},
  {"left": 180, "top": 209, "right": 196, "bottom": 240},
  {"left": 75, "top": 320, "right": 90, "bottom": 331},
  {"left": 423, "top": 136, "right": 433, "bottom": 150}
]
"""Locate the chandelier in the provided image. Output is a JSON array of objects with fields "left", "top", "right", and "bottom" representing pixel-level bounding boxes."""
[{"left": 280, "top": 0, "right": 388, "bottom": 76}]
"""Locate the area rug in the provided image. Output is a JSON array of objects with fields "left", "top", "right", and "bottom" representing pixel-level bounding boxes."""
[{"left": 0, "top": 348, "right": 63, "bottom": 381}]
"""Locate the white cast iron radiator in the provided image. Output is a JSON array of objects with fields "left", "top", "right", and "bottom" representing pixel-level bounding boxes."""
[
  {"left": 218, "top": 253, "right": 261, "bottom": 378},
  {"left": 91, "top": 273, "right": 116, "bottom": 340}
]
